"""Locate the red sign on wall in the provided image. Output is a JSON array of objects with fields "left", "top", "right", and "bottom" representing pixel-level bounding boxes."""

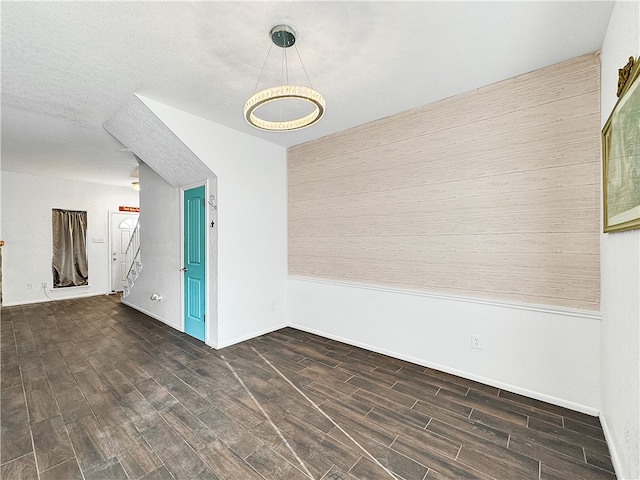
[{"left": 119, "top": 206, "right": 140, "bottom": 212}]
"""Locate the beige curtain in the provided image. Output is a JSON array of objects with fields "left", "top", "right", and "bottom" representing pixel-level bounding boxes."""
[{"left": 52, "top": 209, "right": 88, "bottom": 288}]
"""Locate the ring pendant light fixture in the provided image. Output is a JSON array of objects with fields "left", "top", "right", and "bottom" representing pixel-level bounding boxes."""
[{"left": 244, "top": 24, "right": 325, "bottom": 132}]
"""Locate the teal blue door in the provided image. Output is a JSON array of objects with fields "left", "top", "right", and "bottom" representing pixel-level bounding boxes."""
[{"left": 183, "top": 185, "right": 206, "bottom": 341}]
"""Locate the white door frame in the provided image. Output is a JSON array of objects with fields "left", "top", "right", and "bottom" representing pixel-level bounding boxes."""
[
  {"left": 108, "top": 211, "right": 139, "bottom": 292},
  {"left": 180, "top": 180, "right": 210, "bottom": 345}
]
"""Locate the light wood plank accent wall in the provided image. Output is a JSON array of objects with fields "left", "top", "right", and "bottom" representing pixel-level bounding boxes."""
[{"left": 288, "top": 53, "right": 601, "bottom": 311}]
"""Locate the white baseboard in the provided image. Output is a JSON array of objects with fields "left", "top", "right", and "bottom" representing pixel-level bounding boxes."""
[
  {"left": 215, "top": 322, "right": 289, "bottom": 350},
  {"left": 290, "top": 322, "right": 600, "bottom": 417},
  {"left": 120, "top": 299, "right": 287, "bottom": 351},
  {"left": 599, "top": 413, "right": 623, "bottom": 479},
  {"left": 2, "top": 291, "right": 108, "bottom": 307},
  {"left": 120, "top": 299, "right": 180, "bottom": 330}
]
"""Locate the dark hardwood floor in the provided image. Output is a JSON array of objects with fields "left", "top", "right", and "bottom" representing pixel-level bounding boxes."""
[{"left": 1, "top": 295, "right": 615, "bottom": 479}]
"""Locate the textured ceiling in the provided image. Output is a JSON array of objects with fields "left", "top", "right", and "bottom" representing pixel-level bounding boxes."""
[{"left": 1, "top": 1, "right": 614, "bottom": 187}]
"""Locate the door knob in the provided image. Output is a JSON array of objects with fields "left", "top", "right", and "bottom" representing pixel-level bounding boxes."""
[{"left": 180, "top": 267, "right": 188, "bottom": 272}]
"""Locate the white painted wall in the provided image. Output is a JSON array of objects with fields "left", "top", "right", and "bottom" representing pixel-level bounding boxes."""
[
  {"left": 122, "top": 162, "right": 182, "bottom": 330},
  {"left": 600, "top": 2, "right": 640, "bottom": 478},
  {"left": 289, "top": 277, "right": 601, "bottom": 414},
  {"left": 139, "top": 96, "right": 288, "bottom": 348},
  {"left": 1, "top": 171, "right": 139, "bottom": 305}
]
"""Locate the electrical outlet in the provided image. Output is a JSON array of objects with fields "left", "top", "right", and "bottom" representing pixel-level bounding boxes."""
[
  {"left": 471, "top": 334, "right": 482, "bottom": 350},
  {"left": 27, "top": 283, "right": 33, "bottom": 290}
]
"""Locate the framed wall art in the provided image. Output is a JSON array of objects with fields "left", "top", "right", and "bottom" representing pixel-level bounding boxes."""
[{"left": 603, "top": 56, "right": 640, "bottom": 233}]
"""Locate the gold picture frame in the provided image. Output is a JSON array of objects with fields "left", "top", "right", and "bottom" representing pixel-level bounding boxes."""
[{"left": 603, "top": 56, "right": 640, "bottom": 233}]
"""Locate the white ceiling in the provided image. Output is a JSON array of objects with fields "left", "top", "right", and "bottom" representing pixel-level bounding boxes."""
[{"left": 1, "top": 1, "right": 614, "bottom": 187}]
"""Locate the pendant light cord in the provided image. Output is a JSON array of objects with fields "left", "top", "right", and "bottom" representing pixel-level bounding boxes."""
[
  {"left": 252, "top": 42, "right": 274, "bottom": 94},
  {"left": 294, "top": 44, "right": 313, "bottom": 89}
]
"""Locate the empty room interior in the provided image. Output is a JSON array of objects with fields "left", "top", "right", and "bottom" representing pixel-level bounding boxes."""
[{"left": 1, "top": 2, "right": 639, "bottom": 480}]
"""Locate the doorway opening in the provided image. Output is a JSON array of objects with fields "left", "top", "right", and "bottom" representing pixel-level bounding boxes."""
[{"left": 110, "top": 212, "right": 139, "bottom": 292}]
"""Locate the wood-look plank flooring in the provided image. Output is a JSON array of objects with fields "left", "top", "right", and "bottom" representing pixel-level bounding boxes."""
[{"left": 1, "top": 295, "right": 615, "bottom": 479}]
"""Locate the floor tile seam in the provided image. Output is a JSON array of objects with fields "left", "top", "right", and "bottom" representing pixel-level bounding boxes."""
[
  {"left": 426, "top": 416, "right": 509, "bottom": 450},
  {"left": 15, "top": 329, "right": 43, "bottom": 480},
  {"left": 343, "top": 454, "right": 363, "bottom": 475},
  {"left": 332, "top": 408, "right": 398, "bottom": 448},
  {"left": 454, "top": 444, "right": 462, "bottom": 461},
  {"left": 562, "top": 414, "right": 606, "bottom": 430},
  {"left": 394, "top": 375, "right": 453, "bottom": 395},
  {"left": 506, "top": 431, "right": 603, "bottom": 468},
  {"left": 582, "top": 455, "right": 616, "bottom": 475},
  {"left": 450, "top": 398, "right": 534, "bottom": 429},
  {"left": 455, "top": 445, "right": 541, "bottom": 480},
  {"left": 538, "top": 457, "right": 542, "bottom": 479},
  {"left": 36, "top": 455, "right": 81, "bottom": 478},
  {"left": 0, "top": 451, "right": 35, "bottom": 469},
  {"left": 249, "top": 444, "right": 314, "bottom": 480},
  {"left": 299, "top": 367, "right": 357, "bottom": 387},
  {"left": 130, "top": 405, "right": 184, "bottom": 476},
  {"left": 130, "top": 378, "right": 181, "bottom": 415},
  {"left": 561, "top": 458, "right": 618, "bottom": 477},
  {"left": 497, "top": 390, "right": 591, "bottom": 422},
  {"left": 365, "top": 403, "right": 432, "bottom": 432},
  {"left": 107, "top": 424, "right": 166, "bottom": 479},
  {"left": 318, "top": 464, "right": 335, "bottom": 480},
  {"left": 134, "top": 408, "right": 213, "bottom": 478},
  {"left": 342, "top": 371, "right": 397, "bottom": 390},
  {"left": 562, "top": 420, "right": 608, "bottom": 440},
  {"left": 389, "top": 428, "right": 460, "bottom": 463},
  {"left": 53, "top": 420, "right": 85, "bottom": 480},
  {"left": 474, "top": 392, "right": 566, "bottom": 426},
  {"left": 525, "top": 418, "right": 609, "bottom": 448},
  {"left": 243, "top": 457, "right": 270, "bottom": 480},
  {"left": 365, "top": 435, "right": 435, "bottom": 478},
  {"left": 156, "top": 400, "right": 218, "bottom": 440},
  {"left": 158, "top": 394, "right": 225, "bottom": 442},
  {"left": 251, "top": 346, "right": 399, "bottom": 480},
  {"left": 411, "top": 398, "right": 473, "bottom": 423},
  {"left": 222, "top": 355, "right": 315, "bottom": 480},
  {"left": 354, "top": 388, "right": 425, "bottom": 415}
]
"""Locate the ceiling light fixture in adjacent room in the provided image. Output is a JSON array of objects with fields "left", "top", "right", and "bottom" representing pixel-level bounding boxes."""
[
  {"left": 244, "top": 24, "right": 325, "bottom": 132},
  {"left": 132, "top": 181, "right": 140, "bottom": 191}
]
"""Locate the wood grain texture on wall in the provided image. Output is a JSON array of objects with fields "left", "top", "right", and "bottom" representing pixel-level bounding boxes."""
[{"left": 288, "top": 53, "right": 601, "bottom": 310}]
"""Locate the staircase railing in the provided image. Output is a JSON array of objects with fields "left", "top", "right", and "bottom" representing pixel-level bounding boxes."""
[{"left": 122, "top": 219, "right": 141, "bottom": 298}]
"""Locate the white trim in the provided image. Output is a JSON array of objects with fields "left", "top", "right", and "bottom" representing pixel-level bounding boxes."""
[
  {"left": 49, "top": 284, "right": 92, "bottom": 291},
  {"left": 121, "top": 298, "right": 180, "bottom": 330},
  {"left": 179, "top": 187, "right": 185, "bottom": 334},
  {"left": 180, "top": 181, "right": 209, "bottom": 343},
  {"left": 215, "top": 323, "right": 288, "bottom": 350},
  {"left": 108, "top": 211, "right": 139, "bottom": 293},
  {"left": 3, "top": 291, "right": 107, "bottom": 307},
  {"left": 289, "top": 275, "right": 601, "bottom": 321},
  {"left": 205, "top": 179, "right": 211, "bottom": 347},
  {"left": 108, "top": 210, "right": 114, "bottom": 293},
  {"left": 290, "top": 321, "right": 600, "bottom": 416},
  {"left": 599, "top": 413, "right": 623, "bottom": 479}
]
